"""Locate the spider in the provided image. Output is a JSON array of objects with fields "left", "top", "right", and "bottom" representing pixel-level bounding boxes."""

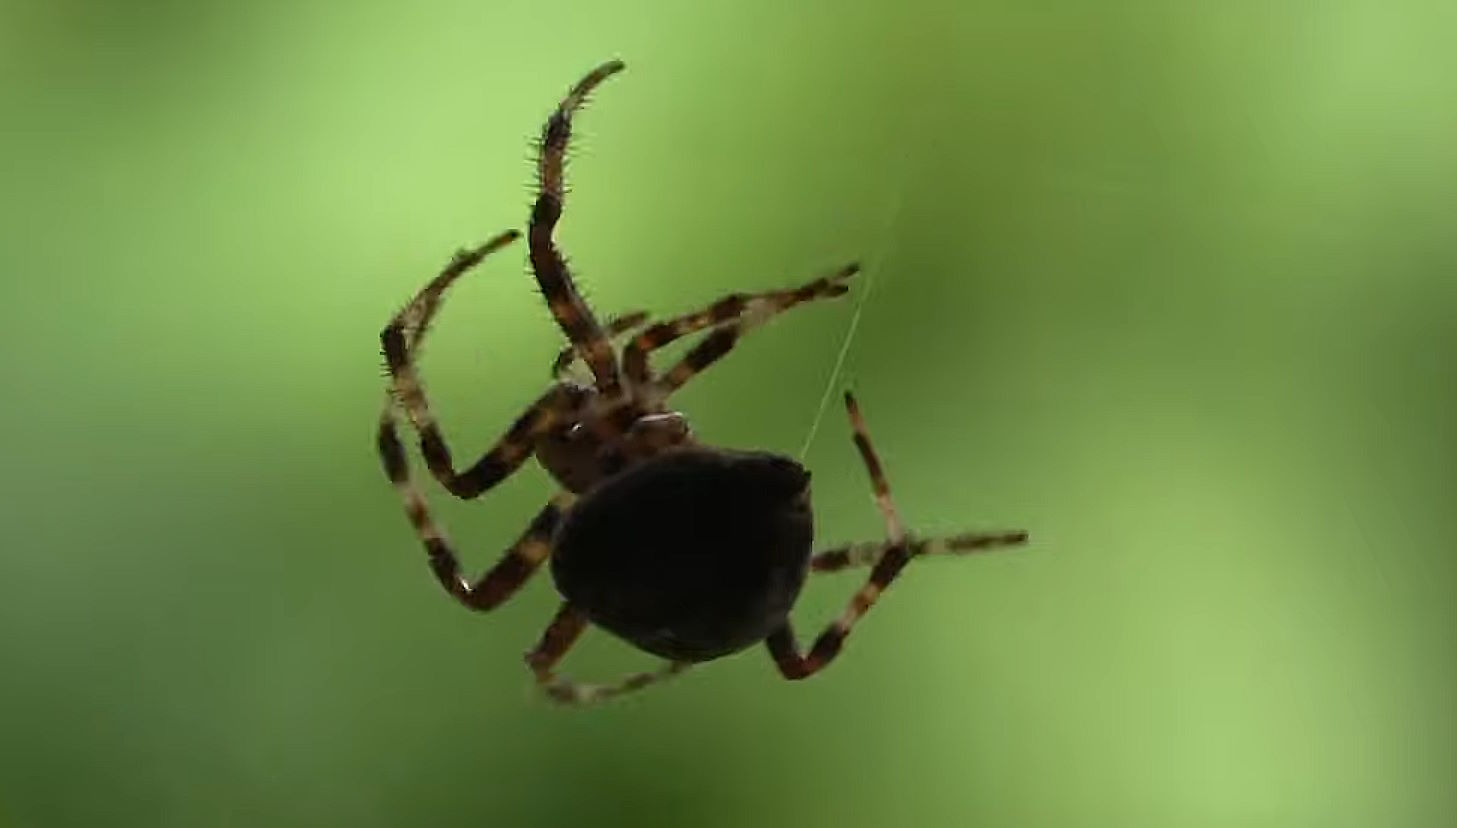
[{"left": 376, "top": 59, "right": 1028, "bottom": 704}]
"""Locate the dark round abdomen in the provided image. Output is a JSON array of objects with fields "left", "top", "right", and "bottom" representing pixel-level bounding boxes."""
[{"left": 549, "top": 447, "right": 814, "bottom": 662}]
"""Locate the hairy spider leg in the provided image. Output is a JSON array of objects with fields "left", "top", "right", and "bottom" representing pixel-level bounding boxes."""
[
  {"left": 378, "top": 413, "right": 576, "bottom": 611},
  {"left": 381, "top": 232, "right": 589, "bottom": 499},
  {"left": 766, "top": 392, "right": 1027, "bottom": 679},
  {"left": 400, "top": 233, "right": 518, "bottom": 336},
  {"left": 524, "top": 603, "right": 690, "bottom": 705},
  {"left": 809, "top": 531, "right": 1028, "bottom": 573},
  {"left": 530, "top": 59, "right": 626, "bottom": 396},
  {"left": 624, "top": 263, "right": 860, "bottom": 399},
  {"left": 382, "top": 230, "right": 519, "bottom": 428},
  {"left": 551, "top": 309, "right": 650, "bottom": 379}
]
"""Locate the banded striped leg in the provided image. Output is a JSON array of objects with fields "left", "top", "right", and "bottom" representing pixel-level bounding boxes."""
[
  {"left": 530, "top": 60, "right": 626, "bottom": 395},
  {"left": 381, "top": 231, "right": 588, "bottom": 500},
  {"left": 378, "top": 410, "right": 576, "bottom": 611},
  {"left": 382, "top": 230, "right": 520, "bottom": 363},
  {"left": 767, "top": 392, "right": 936, "bottom": 680},
  {"left": 525, "top": 603, "right": 690, "bottom": 705},
  {"left": 633, "top": 264, "right": 860, "bottom": 397},
  {"left": 550, "top": 309, "right": 650, "bottom": 379},
  {"left": 810, "top": 530, "right": 1029, "bottom": 573}
]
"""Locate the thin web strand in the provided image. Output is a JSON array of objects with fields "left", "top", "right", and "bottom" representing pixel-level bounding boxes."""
[{"left": 797, "top": 182, "right": 910, "bottom": 461}]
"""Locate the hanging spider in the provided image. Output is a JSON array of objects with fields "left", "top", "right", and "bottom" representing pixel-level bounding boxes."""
[{"left": 376, "top": 59, "right": 1028, "bottom": 704}]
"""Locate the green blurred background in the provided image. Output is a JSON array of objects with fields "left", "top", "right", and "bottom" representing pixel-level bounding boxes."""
[{"left": 2, "top": 1, "right": 1454, "bottom": 825}]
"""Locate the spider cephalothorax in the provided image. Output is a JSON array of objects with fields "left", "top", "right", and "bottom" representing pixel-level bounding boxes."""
[{"left": 377, "top": 60, "right": 1028, "bottom": 704}]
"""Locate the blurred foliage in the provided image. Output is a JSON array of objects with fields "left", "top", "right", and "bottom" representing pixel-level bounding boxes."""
[{"left": 1, "top": 0, "right": 1454, "bottom": 825}]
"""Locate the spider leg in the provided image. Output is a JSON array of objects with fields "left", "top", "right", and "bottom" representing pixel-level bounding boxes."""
[
  {"left": 524, "top": 603, "right": 690, "bottom": 705},
  {"left": 550, "top": 309, "right": 650, "bottom": 379},
  {"left": 809, "top": 531, "right": 1028, "bottom": 573},
  {"left": 767, "top": 392, "right": 1025, "bottom": 680},
  {"left": 634, "top": 263, "right": 860, "bottom": 398},
  {"left": 530, "top": 59, "right": 626, "bottom": 395},
  {"left": 378, "top": 407, "right": 575, "bottom": 610},
  {"left": 383, "top": 231, "right": 520, "bottom": 356},
  {"left": 381, "top": 232, "right": 588, "bottom": 499}
]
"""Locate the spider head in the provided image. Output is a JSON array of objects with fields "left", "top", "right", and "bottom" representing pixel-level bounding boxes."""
[{"left": 534, "top": 383, "right": 702, "bottom": 495}]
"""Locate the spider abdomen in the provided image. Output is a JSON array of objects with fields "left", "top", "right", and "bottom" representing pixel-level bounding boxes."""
[{"left": 549, "top": 447, "right": 814, "bottom": 662}]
